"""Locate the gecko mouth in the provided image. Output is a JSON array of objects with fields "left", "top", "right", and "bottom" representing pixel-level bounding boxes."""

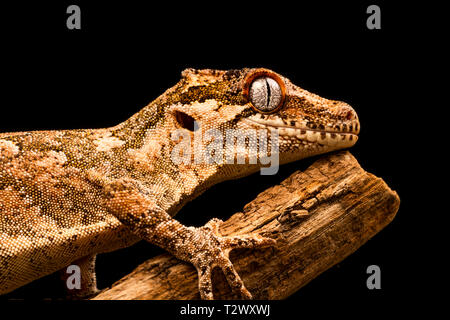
[{"left": 243, "top": 117, "right": 359, "bottom": 148}]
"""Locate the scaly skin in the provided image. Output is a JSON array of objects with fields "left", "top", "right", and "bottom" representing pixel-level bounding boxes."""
[{"left": 0, "top": 68, "right": 359, "bottom": 299}]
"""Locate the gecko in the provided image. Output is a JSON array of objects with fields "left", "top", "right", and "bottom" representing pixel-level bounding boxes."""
[{"left": 0, "top": 68, "right": 359, "bottom": 299}]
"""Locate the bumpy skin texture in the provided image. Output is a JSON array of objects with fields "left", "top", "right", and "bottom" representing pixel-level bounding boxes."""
[{"left": 0, "top": 68, "right": 359, "bottom": 299}]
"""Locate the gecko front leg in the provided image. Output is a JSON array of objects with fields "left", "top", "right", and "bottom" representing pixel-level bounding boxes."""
[{"left": 103, "top": 179, "right": 275, "bottom": 300}]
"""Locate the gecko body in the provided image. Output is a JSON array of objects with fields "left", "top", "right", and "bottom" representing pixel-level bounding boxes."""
[{"left": 0, "top": 68, "right": 359, "bottom": 299}]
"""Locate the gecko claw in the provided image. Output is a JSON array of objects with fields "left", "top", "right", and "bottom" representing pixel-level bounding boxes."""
[{"left": 190, "top": 218, "right": 276, "bottom": 300}]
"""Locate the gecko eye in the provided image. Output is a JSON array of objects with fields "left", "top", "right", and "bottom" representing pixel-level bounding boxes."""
[{"left": 243, "top": 69, "right": 286, "bottom": 114}]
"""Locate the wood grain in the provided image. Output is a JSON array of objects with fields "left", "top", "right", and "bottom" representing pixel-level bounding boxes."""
[{"left": 92, "top": 151, "right": 400, "bottom": 300}]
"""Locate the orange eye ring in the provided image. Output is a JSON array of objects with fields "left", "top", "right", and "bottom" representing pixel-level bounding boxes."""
[{"left": 242, "top": 68, "right": 287, "bottom": 114}]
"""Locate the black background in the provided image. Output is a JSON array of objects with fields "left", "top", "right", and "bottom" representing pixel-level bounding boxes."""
[{"left": 0, "top": 0, "right": 435, "bottom": 317}]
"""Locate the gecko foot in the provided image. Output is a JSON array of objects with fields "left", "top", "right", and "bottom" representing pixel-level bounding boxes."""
[{"left": 189, "top": 218, "right": 276, "bottom": 300}]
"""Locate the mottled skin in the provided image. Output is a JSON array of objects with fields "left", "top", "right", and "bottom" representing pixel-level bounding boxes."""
[{"left": 0, "top": 68, "right": 359, "bottom": 299}]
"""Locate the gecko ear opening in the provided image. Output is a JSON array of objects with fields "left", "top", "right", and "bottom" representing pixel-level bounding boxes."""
[{"left": 174, "top": 111, "right": 198, "bottom": 132}]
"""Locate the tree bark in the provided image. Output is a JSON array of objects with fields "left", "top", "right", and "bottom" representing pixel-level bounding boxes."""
[{"left": 92, "top": 151, "right": 400, "bottom": 300}]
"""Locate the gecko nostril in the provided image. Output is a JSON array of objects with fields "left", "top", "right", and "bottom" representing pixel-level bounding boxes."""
[
  {"left": 174, "top": 111, "right": 198, "bottom": 132},
  {"left": 345, "top": 111, "right": 354, "bottom": 120},
  {"left": 340, "top": 107, "right": 356, "bottom": 121}
]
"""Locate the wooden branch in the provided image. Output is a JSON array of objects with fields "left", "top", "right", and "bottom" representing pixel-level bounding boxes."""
[{"left": 92, "top": 151, "right": 400, "bottom": 300}]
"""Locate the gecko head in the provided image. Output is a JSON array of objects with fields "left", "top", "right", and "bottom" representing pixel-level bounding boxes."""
[
  {"left": 239, "top": 68, "right": 360, "bottom": 165},
  {"left": 163, "top": 68, "right": 359, "bottom": 175}
]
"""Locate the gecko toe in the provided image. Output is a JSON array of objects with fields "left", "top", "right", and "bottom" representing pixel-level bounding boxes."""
[
  {"left": 224, "top": 234, "right": 277, "bottom": 251},
  {"left": 204, "top": 218, "right": 224, "bottom": 233},
  {"left": 219, "top": 255, "right": 253, "bottom": 299},
  {"left": 197, "top": 265, "right": 214, "bottom": 300}
]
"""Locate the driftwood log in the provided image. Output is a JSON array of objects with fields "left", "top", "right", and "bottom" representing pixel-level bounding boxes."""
[{"left": 92, "top": 151, "right": 400, "bottom": 300}]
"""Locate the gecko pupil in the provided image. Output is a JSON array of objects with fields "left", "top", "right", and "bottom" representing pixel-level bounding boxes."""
[
  {"left": 265, "top": 79, "right": 271, "bottom": 107},
  {"left": 249, "top": 77, "right": 282, "bottom": 112}
]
